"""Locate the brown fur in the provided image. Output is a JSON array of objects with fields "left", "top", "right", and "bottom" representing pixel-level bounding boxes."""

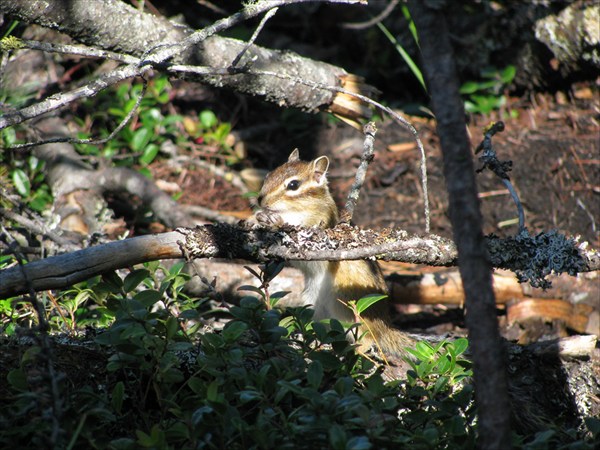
[{"left": 254, "top": 151, "right": 413, "bottom": 356}]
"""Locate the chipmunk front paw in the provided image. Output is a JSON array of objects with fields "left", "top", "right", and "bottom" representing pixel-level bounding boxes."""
[{"left": 244, "top": 209, "right": 284, "bottom": 229}]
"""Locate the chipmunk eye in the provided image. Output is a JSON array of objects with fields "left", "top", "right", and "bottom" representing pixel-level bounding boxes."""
[{"left": 286, "top": 180, "right": 300, "bottom": 191}]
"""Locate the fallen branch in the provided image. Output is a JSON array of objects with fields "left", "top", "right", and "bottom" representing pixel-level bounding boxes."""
[
  {"left": 0, "top": 0, "right": 373, "bottom": 130},
  {"left": 1, "top": 224, "right": 597, "bottom": 298}
]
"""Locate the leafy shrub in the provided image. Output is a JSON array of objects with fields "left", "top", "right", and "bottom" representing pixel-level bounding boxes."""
[{"left": 1, "top": 263, "right": 597, "bottom": 449}]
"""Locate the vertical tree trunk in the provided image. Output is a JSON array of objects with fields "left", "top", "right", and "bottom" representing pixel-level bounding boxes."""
[{"left": 408, "top": 2, "right": 512, "bottom": 448}]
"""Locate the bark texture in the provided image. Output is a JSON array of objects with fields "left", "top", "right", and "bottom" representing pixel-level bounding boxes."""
[{"left": 0, "top": 0, "right": 353, "bottom": 114}]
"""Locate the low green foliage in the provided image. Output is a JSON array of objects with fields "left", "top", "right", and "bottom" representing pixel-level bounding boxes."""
[
  {"left": 1, "top": 128, "right": 53, "bottom": 212},
  {"left": 460, "top": 65, "right": 517, "bottom": 116},
  {"left": 73, "top": 75, "right": 239, "bottom": 173},
  {"left": 1, "top": 263, "right": 597, "bottom": 449},
  {"left": 74, "top": 75, "right": 182, "bottom": 171}
]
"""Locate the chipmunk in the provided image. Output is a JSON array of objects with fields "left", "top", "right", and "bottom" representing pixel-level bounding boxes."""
[{"left": 252, "top": 149, "right": 413, "bottom": 356}]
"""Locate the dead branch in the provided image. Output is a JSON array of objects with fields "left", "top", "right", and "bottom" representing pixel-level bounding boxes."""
[
  {"left": 29, "top": 118, "right": 196, "bottom": 232},
  {"left": 0, "top": 0, "right": 373, "bottom": 129},
  {"left": 1, "top": 224, "right": 598, "bottom": 299}
]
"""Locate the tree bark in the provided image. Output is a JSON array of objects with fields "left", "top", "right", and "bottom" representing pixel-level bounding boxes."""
[
  {"left": 408, "top": 2, "right": 512, "bottom": 448},
  {"left": 0, "top": 0, "right": 371, "bottom": 119}
]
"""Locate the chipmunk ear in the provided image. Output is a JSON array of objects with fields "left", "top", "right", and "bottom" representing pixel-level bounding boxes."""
[
  {"left": 312, "top": 155, "right": 330, "bottom": 184},
  {"left": 288, "top": 148, "right": 300, "bottom": 162}
]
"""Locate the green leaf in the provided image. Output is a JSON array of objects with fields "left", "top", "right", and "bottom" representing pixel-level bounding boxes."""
[
  {"left": 137, "top": 167, "right": 153, "bottom": 179},
  {"left": 459, "top": 81, "right": 480, "bottom": 95},
  {"left": 28, "top": 187, "right": 53, "bottom": 212},
  {"left": 306, "top": 360, "right": 323, "bottom": 389},
  {"left": 328, "top": 424, "right": 347, "bottom": 450},
  {"left": 130, "top": 127, "right": 152, "bottom": 152},
  {"left": 135, "top": 430, "right": 154, "bottom": 447},
  {"left": 123, "top": 269, "right": 151, "bottom": 293},
  {"left": 206, "top": 380, "right": 219, "bottom": 402},
  {"left": 7, "top": 368, "right": 28, "bottom": 391},
  {"left": 111, "top": 381, "right": 125, "bottom": 414},
  {"left": 133, "top": 290, "right": 162, "bottom": 307},
  {"left": 309, "top": 350, "right": 342, "bottom": 371},
  {"left": 2, "top": 127, "right": 17, "bottom": 146},
  {"left": 108, "top": 107, "right": 126, "bottom": 118},
  {"left": 12, "top": 168, "right": 30, "bottom": 197},
  {"left": 165, "top": 315, "right": 179, "bottom": 339},
  {"left": 237, "top": 285, "right": 264, "bottom": 296},
  {"left": 239, "top": 389, "right": 262, "bottom": 403},
  {"left": 222, "top": 321, "right": 248, "bottom": 342},
  {"left": 187, "top": 377, "right": 205, "bottom": 395},
  {"left": 346, "top": 436, "right": 372, "bottom": 450},
  {"left": 191, "top": 406, "right": 213, "bottom": 426},
  {"left": 101, "top": 271, "right": 124, "bottom": 292},
  {"left": 377, "top": 22, "right": 426, "bottom": 92},
  {"left": 433, "top": 376, "right": 449, "bottom": 394},
  {"left": 452, "top": 338, "right": 469, "bottom": 356},
  {"left": 356, "top": 294, "right": 387, "bottom": 314},
  {"left": 199, "top": 110, "right": 218, "bottom": 129},
  {"left": 139, "top": 143, "right": 159, "bottom": 165},
  {"left": 415, "top": 341, "right": 435, "bottom": 359}
]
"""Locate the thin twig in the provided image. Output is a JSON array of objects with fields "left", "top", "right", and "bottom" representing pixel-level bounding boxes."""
[
  {"left": 230, "top": 7, "right": 279, "bottom": 69},
  {"left": 19, "top": 39, "right": 139, "bottom": 64},
  {"left": 10, "top": 77, "right": 148, "bottom": 150},
  {"left": 0, "top": 207, "right": 76, "bottom": 247},
  {"left": 340, "top": 121, "right": 377, "bottom": 223},
  {"left": 341, "top": 0, "right": 400, "bottom": 30}
]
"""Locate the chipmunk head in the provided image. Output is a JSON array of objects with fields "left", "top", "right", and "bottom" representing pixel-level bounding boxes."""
[{"left": 257, "top": 149, "right": 339, "bottom": 228}]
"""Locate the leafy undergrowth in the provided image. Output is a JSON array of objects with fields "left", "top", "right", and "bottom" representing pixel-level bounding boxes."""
[{"left": 0, "top": 261, "right": 598, "bottom": 449}]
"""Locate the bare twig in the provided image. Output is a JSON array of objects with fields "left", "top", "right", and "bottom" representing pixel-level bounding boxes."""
[
  {"left": 342, "top": 0, "right": 400, "bottom": 30},
  {"left": 16, "top": 38, "right": 138, "bottom": 64},
  {"left": 340, "top": 121, "right": 377, "bottom": 223},
  {"left": 10, "top": 77, "right": 148, "bottom": 150},
  {"left": 197, "top": 0, "right": 228, "bottom": 16},
  {"left": 0, "top": 207, "right": 78, "bottom": 248},
  {"left": 230, "top": 7, "right": 279, "bottom": 69}
]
